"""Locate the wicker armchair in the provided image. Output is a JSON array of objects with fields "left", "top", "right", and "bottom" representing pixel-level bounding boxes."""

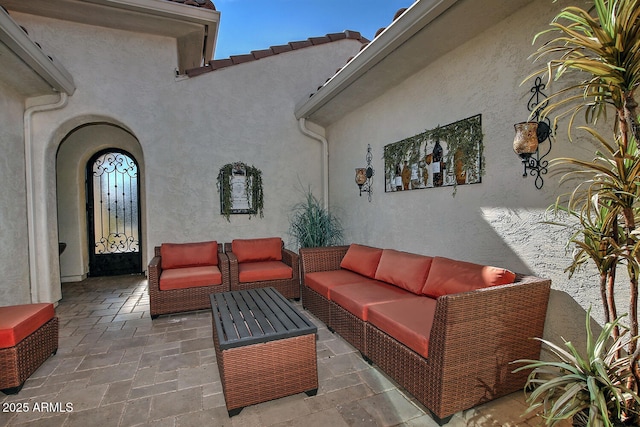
[
  {"left": 225, "top": 238, "right": 300, "bottom": 299},
  {"left": 148, "top": 241, "right": 230, "bottom": 318}
]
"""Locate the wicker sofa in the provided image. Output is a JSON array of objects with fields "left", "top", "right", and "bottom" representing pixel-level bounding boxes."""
[
  {"left": 148, "top": 241, "right": 230, "bottom": 318},
  {"left": 299, "top": 244, "right": 551, "bottom": 423},
  {"left": 225, "top": 237, "right": 300, "bottom": 299}
]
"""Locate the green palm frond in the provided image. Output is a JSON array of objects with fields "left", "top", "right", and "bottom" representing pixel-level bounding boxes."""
[{"left": 513, "top": 308, "right": 639, "bottom": 426}]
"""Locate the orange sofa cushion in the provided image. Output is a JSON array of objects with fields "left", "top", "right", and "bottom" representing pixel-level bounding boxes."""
[
  {"left": 340, "top": 244, "right": 383, "bottom": 279},
  {"left": 368, "top": 297, "right": 437, "bottom": 358},
  {"left": 161, "top": 241, "right": 218, "bottom": 269},
  {"left": 159, "top": 266, "right": 222, "bottom": 290},
  {"left": 421, "top": 256, "right": 516, "bottom": 298},
  {"left": 305, "top": 270, "right": 377, "bottom": 299},
  {"left": 330, "top": 281, "right": 415, "bottom": 321},
  {"left": 232, "top": 237, "right": 282, "bottom": 263},
  {"left": 374, "top": 249, "right": 433, "bottom": 295},
  {"left": 0, "top": 303, "right": 55, "bottom": 349},
  {"left": 238, "top": 261, "right": 292, "bottom": 282}
]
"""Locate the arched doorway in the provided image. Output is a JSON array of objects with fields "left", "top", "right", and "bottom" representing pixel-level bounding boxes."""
[{"left": 86, "top": 149, "right": 142, "bottom": 276}]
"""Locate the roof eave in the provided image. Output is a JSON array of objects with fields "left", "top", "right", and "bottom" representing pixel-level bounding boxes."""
[
  {"left": 0, "top": 7, "right": 76, "bottom": 96},
  {"left": 0, "top": 0, "right": 220, "bottom": 74},
  {"left": 294, "top": 0, "right": 536, "bottom": 127}
]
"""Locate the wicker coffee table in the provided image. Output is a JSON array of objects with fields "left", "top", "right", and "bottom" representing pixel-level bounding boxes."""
[{"left": 210, "top": 287, "right": 318, "bottom": 416}]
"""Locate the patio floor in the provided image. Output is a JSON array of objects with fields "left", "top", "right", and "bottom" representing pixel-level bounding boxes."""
[{"left": 0, "top": 275, "right": 567, "bottom": 426}]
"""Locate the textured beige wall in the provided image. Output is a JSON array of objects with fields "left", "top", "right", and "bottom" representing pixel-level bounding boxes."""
[
  {"left": 1, "top": 11, "right": 362, "bottom": 303},
  {"left": 0, "top": 81, "right": 31, "bottom": 304},
  {"left": 323, "top": 0, "right": 607, "bottom": 344}
]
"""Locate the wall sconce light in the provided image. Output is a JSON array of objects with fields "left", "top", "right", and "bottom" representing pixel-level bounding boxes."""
[
  {"left": 355, "top": 144, "right": 374, "bottom": 201},
  {"left": 513, "top": 76, "right": 553, "bottom": 190}
]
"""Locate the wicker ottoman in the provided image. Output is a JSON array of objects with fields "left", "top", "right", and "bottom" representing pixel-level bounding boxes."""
[
  {"left": 0, "top": 303, "right": 58, "bottom": 394},
  {"left": 210, "top": 288, "right": 318, "bottom": 417}
]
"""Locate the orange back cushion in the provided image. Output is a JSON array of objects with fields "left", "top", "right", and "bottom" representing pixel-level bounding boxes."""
[
  {"left": 161, "top": 241, "right": 218, "bottom": 269},
  {"left": 232, "top": 237, "right": 283, "bottom": 263},
  {"left": 374, "top": 249, "right": 433, "bottom": 294},
  {"left": 339, "top": 244, "right": 383, "bottom": 279},
  {"left": 422, "top": 256, "right": 516, "bottom": 298}
]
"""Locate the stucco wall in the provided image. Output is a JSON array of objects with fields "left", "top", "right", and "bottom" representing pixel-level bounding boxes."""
[
  {"left": 0, "top": 81, "right": 31, "bottom": 304},
  {"left": 322, "top": 0, "right": 607, "bottom": 342},
  {"left": 2, "top": 11, "right": 362, "bottom": 303}
]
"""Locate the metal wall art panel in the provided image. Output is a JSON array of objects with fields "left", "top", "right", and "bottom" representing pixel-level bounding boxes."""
[{"left": 383, "top": 114, "right": 483, "bottom": 194}]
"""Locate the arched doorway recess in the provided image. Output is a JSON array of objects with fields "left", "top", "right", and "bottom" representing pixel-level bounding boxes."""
[{"left": 56, "top": 122, "right": 145, "bottom": 281}]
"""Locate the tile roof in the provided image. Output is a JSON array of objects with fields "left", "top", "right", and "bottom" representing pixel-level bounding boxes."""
[
  {"left": 185, "top": 30, "right": 369, "bottom": 77},
  {"left": 183, "top": 5, "right": 409, "bottom": 79},
  {"left": 163, "top": 0, "right": 216, "bottom": 10}
]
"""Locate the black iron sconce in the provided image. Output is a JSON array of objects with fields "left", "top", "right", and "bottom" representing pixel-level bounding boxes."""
[
  {"left": 513, "top": 76, "right": 553, "bottom": 190},
  {"left": 355, "top": 144, "right": 374, "bottom": 202}
]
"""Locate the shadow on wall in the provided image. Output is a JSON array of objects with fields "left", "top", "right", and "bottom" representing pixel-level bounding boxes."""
[{"left": 542, "top": 290, "right": 600, "bottom": 361}]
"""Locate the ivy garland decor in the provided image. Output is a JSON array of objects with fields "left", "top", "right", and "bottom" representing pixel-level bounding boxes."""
[
  {"left": 383, "top": 114, "right": 484, "bottom": 195},
  {"left": 217, "top": 162, "right": 264, "bottom": 221}
]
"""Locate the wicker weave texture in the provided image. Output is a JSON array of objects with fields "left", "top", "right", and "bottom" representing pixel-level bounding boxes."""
[
  {"left": 301, "top": 286, "right": 331, "bottom": 326},
  {"left": 329, "top": 301, "right": 366, "bottom": 354},
  {"left": 299, "top": 246, "right": 551, "bottom": 420},
  {"left": 299, "top": 246, "right": 349, "bottom": 276},
  {"left": 212, "top": 323, "right": 317, "bottom": 412},
  {"left": 148, "top": 245, "right": 230, "bottom": 317},
  {"left": 0, "top": 317, "right": 58, "bottom": 392},
  {"left": 225, "top": 243, "right": 300, "bottom": 299}
]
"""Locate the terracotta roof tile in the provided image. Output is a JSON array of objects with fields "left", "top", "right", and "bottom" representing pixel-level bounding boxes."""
[
  {"left": 185, "top": 30, "right": 368, "bottom": 77},
  {"left": 271, "top": 45, "right": 294, "bottom": 54},
  {"left": 309, "top": 36, "right": 330, "bottom": 46}
]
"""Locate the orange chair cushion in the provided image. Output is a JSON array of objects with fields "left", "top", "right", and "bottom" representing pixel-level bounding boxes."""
[
  {"left": 368, "top": 297, "right": 437, "bottom": 358},
  {"left": 339, "top": 244, "right": 383, "bottom": 279},
  {"left": 305, "top": 270, "right": 377, "bottom": 299},
  {"left": 232, "top": 238, "right": 282, "bottom": 263},
  {"left": 159, "top": 266, "right": 222, "bottom": 290},
  {"left": 374, "top": 249, "right": 433, "bottom": 294},
  {"left": 330, "top": 281, "right": 415, "bottom": 321},
  {"left": 422, "top": 256, "right": 516, "bottom": 298},
  {"left": 238, "top": 261, "right": 292, "bottom": 283},
  {"left": 161, "top": 241, "right": 218, "bottom": 269},
  {"left": 0, "top": 303, "right": 55, "bottom": 349}
]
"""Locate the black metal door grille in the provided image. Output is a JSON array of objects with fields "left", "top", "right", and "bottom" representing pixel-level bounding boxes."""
[{"left": 87, "top": 150, "right": 141, "bottom": 276}]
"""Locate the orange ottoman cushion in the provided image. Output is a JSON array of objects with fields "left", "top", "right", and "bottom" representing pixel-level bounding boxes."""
[
  {"left": 159, "top": 266, "right": 222, "bottom": 290},
  {"left": 238, "top": 261, "right": 292, "bottom": 282},
  {"left": 0, "top": 303, "right": 55, "bottom": 349}
]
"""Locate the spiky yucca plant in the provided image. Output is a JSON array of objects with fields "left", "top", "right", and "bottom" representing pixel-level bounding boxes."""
[
  {"left": 526, "top": 1, "right": 640, "bottom": 415},
  {"left": 514, "top": 309, "right": 640, "bottom": 427}
]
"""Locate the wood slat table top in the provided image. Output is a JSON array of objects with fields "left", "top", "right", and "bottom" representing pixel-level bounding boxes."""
[{"left": 210, "top": 287, "right": 317, "bottom": 350}]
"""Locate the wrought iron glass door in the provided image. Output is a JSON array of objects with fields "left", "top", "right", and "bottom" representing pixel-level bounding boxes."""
[{"left": 87, "top": 149, "right": 141, "bottom": 276}]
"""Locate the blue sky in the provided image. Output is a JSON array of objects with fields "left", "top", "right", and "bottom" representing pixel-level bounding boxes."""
[{"left": 213, "top": 0, "right": 413, "bottom": 59}]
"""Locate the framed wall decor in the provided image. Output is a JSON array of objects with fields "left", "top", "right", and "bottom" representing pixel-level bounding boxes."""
[
  {"left": 383, "top": 114, "right": 483, "bottom": 195},
  {"left": 217, "top": 162, "right": 264, "bottom": 220}
]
